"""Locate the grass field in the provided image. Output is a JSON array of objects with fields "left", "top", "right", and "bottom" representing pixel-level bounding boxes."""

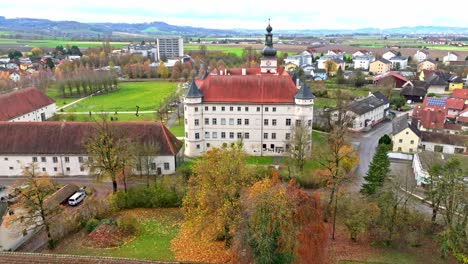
[
  {"left": 343, "top": 37, "right": 468, "bottom": 51},
  {"left": 314, "top": 97, "right": 337, "bottom": 108},
  {"left": 64, "top": 81, "right": 177, "bottom": 112},
  {"left": 54, "top": 113, "right": 156, "bottom": 122},
  {"left": 0, "top": 38, "right": 126, "bottom": 49},
  {"left": 185, "top": 44, "right": 245, "bottom": 56},
  {"left": 169, "top": 118, "right": 185, "bottom": 137},
  {"left": 49, "top": 208, "right": 181, "bottom": 261}
]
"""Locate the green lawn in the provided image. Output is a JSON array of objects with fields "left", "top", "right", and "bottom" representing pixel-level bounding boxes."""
[
  {"left": 246, "top": 156, "right": 275, "bottom": 165},
  {"left": 169, "top": 119, "right": 185, "bottom": 137},
  {"left": 51, "top": 209, "right": 181, "bottom": 261},
  {"left": 0, "top": 38, "right": 126, "bottom": 49},
  {"left": 64, "top": 81, "right": 177, "bottom": 112},
  {"left": 46, "top": 85, "right": 81, "bottom": 107},
  {"left": 185, "top": 44, "right": 245, "bottom": 56},
  {"left": 314, "top": 97, "right": 337, "bottom": 108},
  {"left": 53, "top": 113, "right": 156, "bottom": 122}
]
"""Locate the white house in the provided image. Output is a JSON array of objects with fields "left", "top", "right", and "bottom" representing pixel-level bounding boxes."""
[
  {"left": 414, "top": 50, "right": 429, "bottom": 62},
  {"left": 0, "top": 122, "right": 183, "bottom": 176},
  {"left": 382, "top": 50, "right": 398, "bottom": 61},
  {"left": 390, "top": 56, "right": 408, "bottom": 70},
  {"left": 327, "top": 49, "right": 345, "bottom": 59},
  {"left": 352, "top": 50, "right": 371, "bottom": 58},
  {"left": 443, "top": 52, "right": 458, "bottom": 63},
  {"left": 9, "top": 72, "right": 20, "bottom": 82},
  {"left": 413, "top": 151, "right": 468, "bottom": 186},
  {"left": 0, "top": 87, "right": 56, "bottom": 122},
  {"left": 183, "top": 22, "right": 314, "bottom": 157},
  {"left": 284, "top": 51, "right": 313, "bottom": 67},
  {"left": 420, "top": 131, "right": 467, "bottom": 155},
  {"left": 353, "top": 54, "right": 375, "bottom": 70},
  {"left": 333, "top": 92, "right": 388, "bottom": 132}
]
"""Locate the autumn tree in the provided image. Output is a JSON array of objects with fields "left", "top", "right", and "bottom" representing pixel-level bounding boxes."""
[
  {"left": 13, "top": 164, "right": 58, "bottom": 248},
  {"left": 324, "top": 59, "right": 337, "bottom": 75},
  {"left": 182, "top": 145, "right": 260, "bottom": 246},
  {"left": 339, "top": 194, "right": 380, "bottom": 241},
  {"left": 287, "top": 119, "right": 312, "bottom": 176},
  {"left": 361, "top": 144, "right": 391, "bottom": 195},
  {"left": 158, "top": 60, "right": 169, "bottom": 78},
  {"left": 376, "top": 75, "right": 396, "bottom": 99},
  {"left": 429, "top": 158, "right": 467, "bottom": 258},
  {"left": 233, "top": 174, "right": 327, "bottom": 264},
  {"left": 85, "top": 118, "right": 129, "bottom": 193},
  {"left": 318, "top": 121, "right": 359, "bottom": 239}
]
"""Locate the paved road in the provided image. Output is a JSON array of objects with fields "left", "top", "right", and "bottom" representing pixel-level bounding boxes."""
[{"left": 348, "top": 120, "right": 392, "bottom": 192}]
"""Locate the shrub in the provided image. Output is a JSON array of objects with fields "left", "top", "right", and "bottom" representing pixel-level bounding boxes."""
[
  {"left": 117, "top": 215, "right": 138, "bottom": 235},
  {"left": 85, "top": 218, "right": 100, "bottom": 233},
  {"left": 100, "top": 218, "right": 117, "bottom": 226},
  {"left": 113, "top": 175, "right": 184, "bottom": 209}
]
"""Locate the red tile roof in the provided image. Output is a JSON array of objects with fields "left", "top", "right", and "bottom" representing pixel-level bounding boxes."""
[
  {"left": 373, "top": 72, "right": 408, "bottom": 83},
  {"left": 446, "top": 98, "right": 465, "bottom": 110},
  {"left": 452, "top": 89, "right": 468, "bottom": 100},
  {"left": 0, "top": 122, "right": 182, "bottom": 156},
  {"left": 0, "top": 87, "right": 55, "bottom": 121},
  {"left": 197, "top": 68, "right": 298, "bottom": 103},
  {"left": 419, "top": 108, "right": 446, "bottom": 129}
]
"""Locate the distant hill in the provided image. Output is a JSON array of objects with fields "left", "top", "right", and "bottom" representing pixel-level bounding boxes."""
[{"left": 0, "top": 16, "right": 466, "bottom": 38}]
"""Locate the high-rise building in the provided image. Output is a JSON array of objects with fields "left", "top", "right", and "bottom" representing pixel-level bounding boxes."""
[{"left": 157, "top": 37, "right": 184, "bottom": 60}]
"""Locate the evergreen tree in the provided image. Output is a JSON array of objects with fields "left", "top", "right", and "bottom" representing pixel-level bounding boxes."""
[{"left": 361, "top": 144, "right": 390, "bottom": 195}]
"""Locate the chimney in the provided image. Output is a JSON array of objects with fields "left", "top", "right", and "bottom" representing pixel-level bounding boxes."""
[
  {"left": 296, "top": 78, "right": 300, "bottom": 88},
  {"left": 242, "top": 68, "right": 246, "bottom": 75},
  {"left": 224, "top": 69, "right": 227, "bottom": 75},
  {"left": 219, "top": 70, "right": 223, "bottom": 75}
]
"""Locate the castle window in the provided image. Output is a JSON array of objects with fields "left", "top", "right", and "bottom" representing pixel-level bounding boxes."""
[
  {"left": 286, "top": 119, "right": 291, "bottom": 126},
  {"left": 229, "top": 132, "right": 234, "bottom": 139}
]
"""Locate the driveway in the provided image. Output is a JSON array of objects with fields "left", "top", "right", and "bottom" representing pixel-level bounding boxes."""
[{"left": 348, "top": 120, "right": 392, "bottom": 192}]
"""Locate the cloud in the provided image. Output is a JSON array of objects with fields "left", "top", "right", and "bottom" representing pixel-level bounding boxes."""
[{"left": 0, "top": 0, "right": 465, "bottom": 29}]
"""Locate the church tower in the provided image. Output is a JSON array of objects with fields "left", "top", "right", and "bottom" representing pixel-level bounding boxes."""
[{"left": 260, "top": 19, "right": 278, "bottom": 74}]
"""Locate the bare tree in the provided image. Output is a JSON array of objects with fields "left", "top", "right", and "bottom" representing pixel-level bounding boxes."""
[
  {"left": 287, "top": 118, "right": 312, "bottom": 176},
  {"left": 85, "top": 117, "right": 128, "bottom": 193},
  {"left": 134, "top": 141, "right": 161, "bottom": 187},
  {"left": 12, "top": 164, "right": 58, "bottom": 248}
]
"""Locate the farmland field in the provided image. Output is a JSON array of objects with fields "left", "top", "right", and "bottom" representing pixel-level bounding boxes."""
[
  {"left": 0, "top": 38, "right": 126, "bottom": 49},
  {"left": 185, "top": 44, "right": 245, "bottom": 56},
  {"left": 63, "top": 81, "right": 177, "bottom": 112}
]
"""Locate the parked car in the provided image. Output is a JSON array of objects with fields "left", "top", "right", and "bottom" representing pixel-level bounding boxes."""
[{"left": 68, "top": 191, "right": 85, "bottom": 206}]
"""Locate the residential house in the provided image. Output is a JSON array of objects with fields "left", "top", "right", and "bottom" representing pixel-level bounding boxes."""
[
  {"left": 420, "top": 131, "right": 467, "bottom": 154},
  {"left": 417, "top": 59, "right": 437, "bottom": 72},
  {"left": 412, "top": 97, "right": 447, "bottom": 131},
  {"left": 317, "top": 56, "right": 345, "bottom": 74},
  {"left": 0, "top": 87, "right": 56, "bottom": 122},
  {"left": 443, "top": 52, "right": 458, "bottom": 63},
  {"left": 372, "top": 91, "right": 390, "bottom": 114},
  {"left": 0, "top": 122, "right": 183, "bottom": 176},
  {"left": 382, "top": 50, "right": 398, "bottom": 61},
  {"left": 425, "top": 72, "right": 449, "bottom": 94},
  {"left": 338, "top": 93, "right": 388, "bottom": 132},
  {"left": 284, "top": 51, "right": 313, "bottom": 67},
  {"left": 313, "top": 69, "right": 327, "bottom": 81},
  {"left": 389, "top": 56, "right": 408, "bottom": 70},
  {"left": 284, "top": 62, "right": 298, "bottom": 72},
  {"left": 452, "top": 89, "right": 468, "bottom": 104},
  {"left": 445, "top": 98, "right": 465, "bottom": 119},
  {"left": 302, "top": 64, "right": 315, "bottom": 77},
  {"left": 448, "top": 76, "right": 464, "bottom": 92},
  {"left": 414, "top": 49, "right": 429, "bottom": 62},
  {"left": 392, "top": 114, "right": 421, "bottom": 153},
  {"left": 413, "top": 151, "right": 468, "bottom": 186},
  {"left": 327, "top": 49, "right": 345, "bottom": 59},
  {"left": 369, "top": 58, "right": 392, "bottom": 74},
  {"left": 400, "top": 81, "right": 429, "bottom": 102},
  {"left": 353, "top": 54, "right": 375, "bottom": 70},
  {"left": 373, "top": 72, "right": 408, "bottom": 88},
  {"left": 9, "top": 72, "right": 20, "bottom": 82},
  {"left": 352, "top": 50, "right": 371, "bottom": 58}
]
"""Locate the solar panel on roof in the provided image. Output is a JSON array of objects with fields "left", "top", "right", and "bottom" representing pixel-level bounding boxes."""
[{"left": 426, "top": 97, "right": 446, "bottom": 107}]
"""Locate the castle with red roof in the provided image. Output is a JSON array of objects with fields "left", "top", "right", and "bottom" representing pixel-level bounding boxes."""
[{"left": 183, "top": 21, "right": 314, "bottom": 157}]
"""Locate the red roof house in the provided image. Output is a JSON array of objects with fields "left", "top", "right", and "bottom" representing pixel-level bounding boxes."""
[{"left": 0, "top": 87, "right": 55, "bottom": 121}]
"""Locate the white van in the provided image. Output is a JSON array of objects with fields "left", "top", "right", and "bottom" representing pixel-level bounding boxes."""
[{"left": 68, "top": 192, "right": 85, "bottom": 206}]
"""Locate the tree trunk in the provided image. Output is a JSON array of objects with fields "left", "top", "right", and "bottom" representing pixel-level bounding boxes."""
[
  {"left": 332, "top": 189, "right": 339, "bottom": 240},
  {"left": 325, "top": 181, "right": 336, "bottom": 221},
  {"left": 431, "top": 206, "right": 438, "bottom": 224},
  {"left": 123, "top": 171, "right": 127, "bottom": 193},
  {"left": 112, "top": 180, "right": 118, "bottom": 193}
]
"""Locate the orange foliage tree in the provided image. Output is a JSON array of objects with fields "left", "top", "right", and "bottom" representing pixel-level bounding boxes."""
[{"left": 233, "top": 173, "right": 327, "bottom": 264}]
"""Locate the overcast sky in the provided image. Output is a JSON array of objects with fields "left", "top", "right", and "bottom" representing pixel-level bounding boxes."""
[{"left": 1, "top": 0, "right": 466, "bottom": 30}]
